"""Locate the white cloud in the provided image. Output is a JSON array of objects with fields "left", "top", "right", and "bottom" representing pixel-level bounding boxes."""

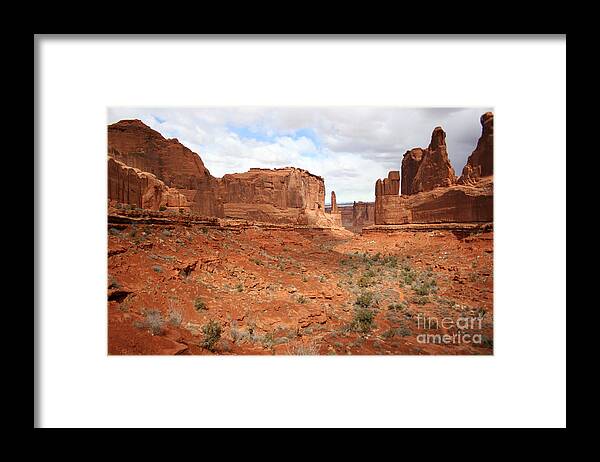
[{"left": 107, "top": 107, "right": 491, "bottom": 203}]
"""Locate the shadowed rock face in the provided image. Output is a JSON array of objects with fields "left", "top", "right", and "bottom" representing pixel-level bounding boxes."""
[
  {"left": 107, "top": 120, "right": 339, "bottom": 227},
  {"left": 458, "top": 112, "right": 494, "bottom": 184},
  {"left": 401, "top": 148, "right": 424, "bottom": 195}
]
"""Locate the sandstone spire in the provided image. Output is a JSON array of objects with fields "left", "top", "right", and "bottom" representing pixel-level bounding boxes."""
[{"left": 458, "top": 112, "right": 494, "bottom": 185}]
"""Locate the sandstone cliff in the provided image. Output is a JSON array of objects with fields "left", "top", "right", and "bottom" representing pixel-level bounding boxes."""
[
  {"left": 217, "top": 167, "right": 334, "bottom": 225},
  {"left": 108, "top": 120, "right": 340, "bottom": 227},
  {"left": 375, "top": 178, "right": 493, "bottom": 225},
  {"left": 458, "top": 112, "right": 494, "bottom": 185},
  {"left": 108, "top": 119, "right": 221, "bottom": 216},
  {"left": 108, "top": 157, "right": 189, "bottom": 211}
]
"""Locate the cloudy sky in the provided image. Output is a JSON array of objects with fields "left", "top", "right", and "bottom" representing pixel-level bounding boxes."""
[{"left": 107, "top": 107, "right": 492, "bottom": 204}]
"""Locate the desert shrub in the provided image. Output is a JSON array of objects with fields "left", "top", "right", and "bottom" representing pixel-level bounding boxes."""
[
  {"left": 351, "top": 307, "right": 375, "bottom": 333},
  {"left": 109, "top": 227, "right": 121, "bottom": 236},
  {"left": 159, "top": 205, "right": 167, "bottom": 211},
  {"left": 388, "top": 301, "right": 408, "bottom": 312},
  {"left": 250, "top": 258, "right": 263, "bottom": 266},
  {"left": 168, "top": 308, "right": 183, "bottom": 327},
  {"left": 230, "top": 321, "right": 241, "bottom": 343},
  {"left": 261, "top": 331, "right": 275, "bottom": 349},
  {"left": 412, "top": 276, "right": 437, "bottom": 296},
  {"left": 411, "top": 295, "right": 429, "bottom": 305},
  {"left": 108, "top": 278, "right": 121, "bottom": 290},
  {"left": 296, "top": 295, "right": 308, "bottom": 304},
  {"left": 235, "top": 283, "right": 244, "bottom": 292},
  {"left": 302, "top": 275, "right": 309, "bottom": 282},
  {"left": 143, "top": 309, "right": 165, "bottom": 335},
  {"left": 396, "top": 326, "right": 412, "bottom": 337},
  {"left": 287, "top": 341, "right": 319, "bottom": 355},
  {"left": 194, "top": 297, "right": 207, "bottom": 311},
  {"left": 357, "top": 275, "right": 374, "bottom": 288},
  {"left": 382, "top": 328, "right": 396, "bottom": 339},
  {"left": 152, "top": 265, "right": 163, "bottom": 273},
  {"left": 162, "top": 229, "right": 172, "bottom": 237},
  {"left": 384, "top": 255, "right": 398, "bottom": 268},
  {"left": 354, "top": 292, "right": 374, "bottom": 309},
  {"left": 201, "top": 320, "right": 222, "bottom": 351},
  {"left": 319, "top": 275, "right": 326, "bottom": 283}
]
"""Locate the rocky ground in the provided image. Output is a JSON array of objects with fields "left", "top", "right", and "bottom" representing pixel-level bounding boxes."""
[{"left": 108, "top": 218, "right": 493, "bottom": 355}]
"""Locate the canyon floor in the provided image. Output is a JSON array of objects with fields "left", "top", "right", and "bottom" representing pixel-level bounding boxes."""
[{"left": 108, "top": 214, "right": 493, "bottom": 355}]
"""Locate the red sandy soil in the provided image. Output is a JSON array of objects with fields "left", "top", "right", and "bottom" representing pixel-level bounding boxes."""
[{"left": 108, "top": 220, "right": 493, "bottom": 355}]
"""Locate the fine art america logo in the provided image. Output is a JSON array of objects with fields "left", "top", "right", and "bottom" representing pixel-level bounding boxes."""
[{"left": 415, "top": 313, "right": 486, "bottom": 345}]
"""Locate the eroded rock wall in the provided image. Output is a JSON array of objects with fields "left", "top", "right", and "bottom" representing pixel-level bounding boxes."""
[
  {"left": 375, "top": 179, "right": 493, "bottom": 225},
  {"left": 108, "top": 157, "right": 189, "bottom": 211},
  {"left": 108, "top": 120, "right": 339, "bottom": 226}
]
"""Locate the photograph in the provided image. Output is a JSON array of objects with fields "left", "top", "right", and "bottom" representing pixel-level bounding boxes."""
[{"left": 107, "top": 107, "right": 494, "bottom": 355}]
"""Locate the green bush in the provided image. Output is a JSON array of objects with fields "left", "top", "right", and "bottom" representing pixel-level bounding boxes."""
[{"left": 351, "top": 307, "right": 375, "bottom": 333}]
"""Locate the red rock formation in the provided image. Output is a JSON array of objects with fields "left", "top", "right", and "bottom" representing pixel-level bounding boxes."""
[
  {"left": 375, "top": 171, "right": 400, "bottom": 197},
  {"left": 400, "top": 127, "right": 456, "bottom": 195},
  {"left": 218, "top": 167, "right": 325, "bottom": 215},
  {"left": 458, "top": 112, "right": 494, "bottom": 184},
  {"left": 401, "top": 148, "right": 424, "bottom": 195},
  {"left": 108, "top": 120, "right": 342, "bottom": 227},
  {"left": 375, "top": 178, "right": 493, "bottom": 225},
  {"left": 334, "top": 202, "right": 375, "bottom": 233},
  {"left": 108, "top": 119, "right": 221, "bottom": 216},
  {"left": 375, "top": 113, "right": 493, "bottom": 225},
  {"left": 108, "top": 157, "right": 189, "bottom": 211},
  {"left": 330, "top": 191, "right": 338, "bottom": 213},
  {"left": 411, "top": 127, "right": 456, "bottom": 193}
]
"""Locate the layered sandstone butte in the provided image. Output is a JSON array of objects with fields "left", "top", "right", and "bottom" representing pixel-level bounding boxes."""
[
  {"left": 401, "top": 127, "right": 456, "bottom": 195},
  {"left": 108, "top": 120, "right": 340, "bottom": 227},
  {"left": 375, "top": 113, "right": 493, "bottom": 225},
  {"left": 375, "top": 178, "right": 493, "bottom": 224},
  {"left": 108, "top": 157, "right": 189, "bottom": 211},
  {"left": 458, "top": 112, "right": 494, "bottom": 185},
  {"left": 218, "top": 167, "right": 336, "bottom": 226},
  {"left": 108, "top": 119, "right": 221, "bottom": 216}
]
